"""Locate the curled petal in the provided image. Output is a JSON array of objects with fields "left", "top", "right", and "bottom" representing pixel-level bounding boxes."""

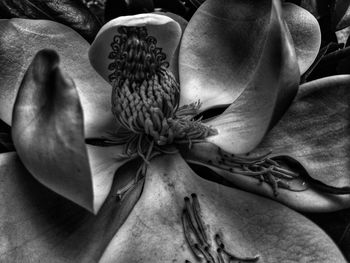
[
  {"left": 89, "top": 13, "right": 182, "bottom": 83},
  {"left": 283, "top": 2, "right": 321, "bottom": 75},
  {"left": 179, "top": 0, "right": 297, "bottom": 111},
  {"left": 12, "top": 50, "right": 126, "bottom": 213},
  {"left": 204, "top": 0, "right": 299, "bottom": 154},
  {"left": 99, "top": 154, "right": 346, "bottom": 262},
  {"left": 0, "top": 18, "right": 115, "bottom": 138}
]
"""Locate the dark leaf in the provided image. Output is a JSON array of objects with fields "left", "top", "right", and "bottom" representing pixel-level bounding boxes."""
[
  {"left": 336, "top": 46, "right": 350, "bottom": 74},
  {"left": 0, "top": 0, "right": 101, "bottom": 42},
  {"left": 0, "top": 120, "right": 13, "bottom": 153},
  {"left": 104, "top": 0, "right": 154, "bottom": 22},
  {"left": 302, "top": 42, "right": 342, "bottom": 81},
  {"left": 332, "top": 0, "right": 350, "bottom": 30},
  {"left": 299, "top": 0, "right": 332, "bottom": 19},
  {"left": 153, "top": 0, "right": 191, "bottom": 20}
]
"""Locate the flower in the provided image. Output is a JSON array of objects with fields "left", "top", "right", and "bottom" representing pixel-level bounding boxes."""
[{"left": 0, "top": 0, "right": 349, "bottom": 262}]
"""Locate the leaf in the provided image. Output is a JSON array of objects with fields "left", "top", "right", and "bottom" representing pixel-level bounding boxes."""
[
  {"left": 0, "top": 18, "right": 116, "bottom": 138},
  {"left": 251, "top": 75, "right": 350, "bottom": 202},
  {"left": 153, "top": 0, "right": 190, "bottom": 20},
  {"left": 12, "top": 50, "right": 127, "bottom": 213},
  {"left": 336, "top": 46, "right": 350, "bottom": 74},
  {"left": 104, "top": 0, "right": 155, "bottom": 22},
  {"left": 0, "top": 0, "right": 101, "bottom": 43},
  {"left": 99, "top": 153, "right": 346, "bottom": 262},
  {"left": 0, "top": 120, "right": 13, "bottom": 153},
  {"left": 0, "top": 152, "right": 143, "bottom": 262},
  {"left": 332, "top": 0, "right": 350, "bottom": 31},
  {"left": 299, "top": 0, "right": 331, "bottom": 19},
  {"left": 189, "top": 0, "right": 299, "bottom": 154},
  {"left": 301, "top": 42, "right": 340, "bottom": 82}
]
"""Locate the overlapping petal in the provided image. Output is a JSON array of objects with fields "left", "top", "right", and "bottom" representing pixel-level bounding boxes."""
[
  {"left": 0, "top": 152, "right": 143, "bottom": 262},
  {"left": 252, "top": 75, "right": 350, "bottom": 192},
  {"left": 12, "top": 50, "right": 127, "bottom": 213},
  {"left": 282, "top": 2, "right": 321, "bottom": 75},
  {"left": 89, "top": 13, "right": 182, "bottom": 83},
  {"left": 179, "top": 0, "right": 297, "bottom": 113},
  {"left": 0, "top": 18, "right": 115, "bottom": 138},
  {"left": 201, "top": 0, "right": 299, "bottom": 154},
  {"left": 99, "top": 154, "right": 346, "bottom": 262},
  {"left": 182, "top": 142, "right": 350, "bottom": 212}
]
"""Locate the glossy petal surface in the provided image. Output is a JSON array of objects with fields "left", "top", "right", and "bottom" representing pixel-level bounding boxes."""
[
  {"left": 179, "top": 0, "right": 297, "bottom": 112},
  {"left": 12, "top": 50, "right": 126, "bottom": 213},
  {"left": 183, "top": 142, "right": 350, "bottom": 212},
  {"left": 0, "top": 152, "right": 143, "bottom": 262},
  {"left": 253, "top": 75, "right": 350, "bottom": 191},
  {"left": 203, "top": 0, "right": 299, "bottom": 154},
  {"left": 100, "top": 154, "right": 345, "bottom": 262},
  {"left": 283, "top": 2, "right": 321, "bottom": 75},
  {"left": 89, "top": 13, "right": 182, "bottom": 84},
  {"left": 0, "top": 18, "right": 115, "bottom": 138}
]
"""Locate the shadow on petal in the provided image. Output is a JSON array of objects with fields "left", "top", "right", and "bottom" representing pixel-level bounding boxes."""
[
  {"left": 203, "top": 0, "right": 299, "bottom": 154},
  {"left": 0, "top": 152, "right": 143, "bottom": 262},
  {"left": 254, "top": 75, "right": 350, "bottom": 189},
  {"left": 99, "top": 153, "right": 346, "bottom": 262}
]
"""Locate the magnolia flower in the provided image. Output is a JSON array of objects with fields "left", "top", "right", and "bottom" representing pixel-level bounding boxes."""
[{"left": 0, "top": 0, "right": 349, "bottom": 262}]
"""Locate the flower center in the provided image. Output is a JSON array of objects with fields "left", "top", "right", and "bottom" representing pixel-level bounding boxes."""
[{"left": 108, "top": 26, "right": 216, "bottom": 147}]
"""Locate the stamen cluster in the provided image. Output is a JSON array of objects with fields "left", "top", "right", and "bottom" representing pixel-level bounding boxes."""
[{"left": 108, "top": 26, "right": 216, "bottom": 147}]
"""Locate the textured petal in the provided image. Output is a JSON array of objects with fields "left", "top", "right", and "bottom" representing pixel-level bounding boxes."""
[
  {"left": 0, "top": 18, "right": 115, "bottom": 138},
  {"left": 252, "top": 75, "right": 350, "bottom": 191},
  {"left": 283, "top": 2, "right": 321, "bottom": 75},
  {"left": 89, "top": 13, "right": 182, "bottom": 84},
  {"left": 12, "top": 50, "right": 126, "bottom": 213},
  {"left": 203, "top": 0, "right": 299, "bottom": 154},
  {"left": 179, "top": 0, "right": 297, "bottom": 111},
  {"left": 0, "top": 152, "right": 143, "bottom": 262},
  {"left": 99, "top": 154, "right": 346, "bottom": 262},
  {"left": 182, "top": 142, "right": 350, "bottom": 212}
]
